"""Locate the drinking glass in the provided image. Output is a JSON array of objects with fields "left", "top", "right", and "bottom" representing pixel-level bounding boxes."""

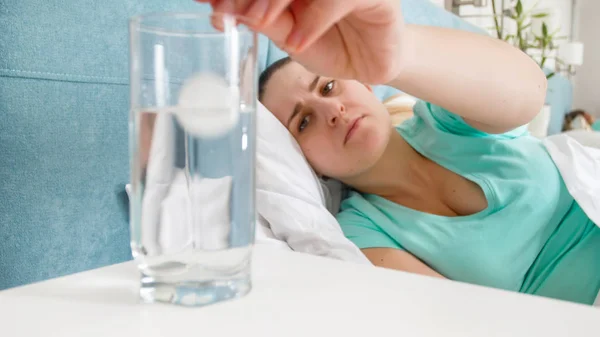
[{"left": 128, "top": 12, "right": 257, "bottom": 306}]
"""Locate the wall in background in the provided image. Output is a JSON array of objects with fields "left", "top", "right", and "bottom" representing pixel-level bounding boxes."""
[
  {"left": 435, "top": 0, "right": 598, "bottom": 116},
  {"left": 573, "top": 0, "right": 599, "bottom": 116},
  {"left": 429, "top": 0, "right": 446, "bottom": 7},
  {"left": 457, "top": 0, "right": 573, "bottom": 71}
]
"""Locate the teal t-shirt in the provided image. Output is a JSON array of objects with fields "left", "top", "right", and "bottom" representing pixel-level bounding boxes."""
[
  {"left": 337, "top": 101, "right": 600, "bottom": 304},
  {"left": 593, "top": 120, "right": 600, "bottom": 132}
]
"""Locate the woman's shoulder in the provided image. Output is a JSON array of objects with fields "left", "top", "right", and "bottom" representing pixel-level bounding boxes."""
[
  {"left": 337, "top": 191, "right": 374, "bottom": 222},
  {"left": 337, "top": 190, "right": 394, "bottom": 227},
  {"left": 338, "top": 190, "right": 367, "bottom": 212},
  {"left": 406, "top": 100, "right": 530, "bottom": 140},
  {"left": 336, "top": 190, "right": 406, "bottom": 251}
]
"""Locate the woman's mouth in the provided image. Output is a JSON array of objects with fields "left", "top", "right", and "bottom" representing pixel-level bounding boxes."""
[{"left": 344, "top": 117, "right": 363, "bottom": 144}]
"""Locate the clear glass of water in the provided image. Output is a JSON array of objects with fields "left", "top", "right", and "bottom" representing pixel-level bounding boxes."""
[{"left": 128, "top": 12, "right": 257, "bottom": 306}]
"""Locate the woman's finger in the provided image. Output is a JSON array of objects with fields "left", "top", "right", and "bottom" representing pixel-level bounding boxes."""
[
  {"left": 201, "top": 0, "right": 289, "bottom": 32},
  {"left": 245, "top": 0, "right": 293, "bottom": 29},
  {"left": 284, "top": 0, "right": 357, "bottom": 53},
  {"left": 211, "top": 0, "right": 235, "bottom": 14},
  {"left": 253, "top": 6, "right": 295, "bottom": 48},
  {"left": 243, "top": 0, "right": 270, "bottom": 25}
]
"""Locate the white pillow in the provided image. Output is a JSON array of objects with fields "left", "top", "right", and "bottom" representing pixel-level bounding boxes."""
[
  {"left": 255, "top": 102, "right": 370, "bottom": 264},
  {"left": 527, "top": 105, "right": 551, "bottom": 139}
]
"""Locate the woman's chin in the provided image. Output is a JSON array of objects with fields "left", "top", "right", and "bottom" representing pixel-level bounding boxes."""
[{"left": 352, "top": 123, "right": 390, "bottom": 154}]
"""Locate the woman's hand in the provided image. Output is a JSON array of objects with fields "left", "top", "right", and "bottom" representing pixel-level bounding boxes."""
[{"left": 197, "top": 0, "right": 405, "bottom": 84}]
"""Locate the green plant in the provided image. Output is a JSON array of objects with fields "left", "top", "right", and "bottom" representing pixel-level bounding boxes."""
[{"left": 490, "top": 0, "right": 565, "bottom": 79}]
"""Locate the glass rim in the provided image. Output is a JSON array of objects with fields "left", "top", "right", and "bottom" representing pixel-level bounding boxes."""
[{"left": 129, "top": 11, "right": 256, "bottom": 37}]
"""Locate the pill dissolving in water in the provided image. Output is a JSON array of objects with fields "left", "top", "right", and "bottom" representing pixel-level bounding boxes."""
[{"left": 175, "top": 73, "right": 240, "bottom": 138}]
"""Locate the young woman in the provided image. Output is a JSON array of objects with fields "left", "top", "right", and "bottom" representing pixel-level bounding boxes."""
[{"left": 201, "top": 0, "right": 600, "bottom": 304}]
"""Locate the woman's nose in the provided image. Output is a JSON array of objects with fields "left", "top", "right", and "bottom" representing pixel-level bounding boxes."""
[{"left": 320, "top": 101, "right": 345, "bottom": 127}]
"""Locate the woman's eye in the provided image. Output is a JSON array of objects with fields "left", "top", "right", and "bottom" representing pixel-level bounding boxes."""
[
  {"left": 298, "top": 115, "right": 311, "bottom": 132},
  {"left": 321, "top": 80, "right": 335, "bottom": 95}
]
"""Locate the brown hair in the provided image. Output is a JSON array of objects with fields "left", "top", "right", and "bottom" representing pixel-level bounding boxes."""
[{"left": 258, "top": 57, "right": 292, "bottom": 101}]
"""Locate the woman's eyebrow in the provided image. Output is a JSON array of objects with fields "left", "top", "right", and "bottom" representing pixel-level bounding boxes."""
[
  {"left": 287, "top": 75, "right": 321, "bottom": 129},
  {"left": 287, "top": 103, "right": 302, "bottom": 129},
  {"left": 308, "top": 75, "right": 321, "bottom": 92}
]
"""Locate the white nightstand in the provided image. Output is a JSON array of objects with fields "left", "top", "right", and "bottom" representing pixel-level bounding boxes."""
[{"left": 1, "top": 246, "right": 598, "bottom": 336}]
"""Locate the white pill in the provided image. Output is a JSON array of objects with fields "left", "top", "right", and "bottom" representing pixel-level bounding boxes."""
[{"left": 175, "top": 73, "right": 239, "bottom": 138}]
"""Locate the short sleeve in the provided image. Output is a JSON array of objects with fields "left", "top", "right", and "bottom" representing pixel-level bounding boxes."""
[
  {"left": 412, "top": 100, "right": 529, "bottom": 139},
  {"left": 336, "top": 207, "right": 404, "bottom": 251}
]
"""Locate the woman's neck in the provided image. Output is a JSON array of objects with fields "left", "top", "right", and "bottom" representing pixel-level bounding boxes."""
[{"left": 342, "top": 129, "right": 430, "bottom": 199}]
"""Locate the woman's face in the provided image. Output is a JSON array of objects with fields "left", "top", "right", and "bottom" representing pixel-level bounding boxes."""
[{"left": 261, "top": 62, "right": 392, "bottom": 180}]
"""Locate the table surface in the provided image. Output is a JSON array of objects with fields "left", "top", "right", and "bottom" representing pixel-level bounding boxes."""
[{"left": 1, "top": 246, "right": 598, "bottom": 337}]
